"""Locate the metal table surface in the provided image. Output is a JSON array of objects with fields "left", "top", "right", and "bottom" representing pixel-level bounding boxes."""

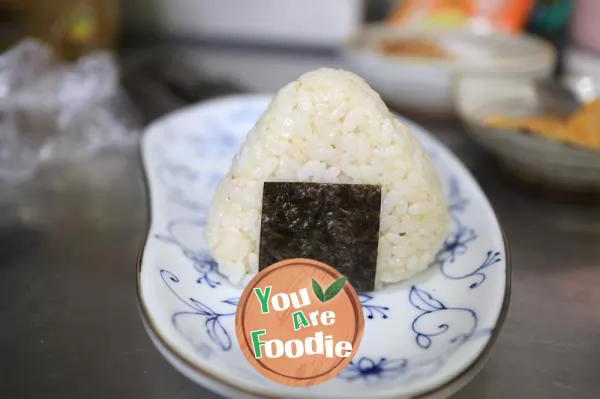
[{"left": 1, "top": 46, "right": 600, "bottom": 399}]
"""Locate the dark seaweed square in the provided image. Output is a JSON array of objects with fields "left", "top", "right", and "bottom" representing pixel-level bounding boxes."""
[{"left": 259, "top": 182, "right": 381, "bottom": 292}]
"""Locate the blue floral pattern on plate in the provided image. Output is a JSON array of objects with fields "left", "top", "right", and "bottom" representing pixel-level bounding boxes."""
[{"left": 138, "top": 95, "right": 508, "bottom": 398}]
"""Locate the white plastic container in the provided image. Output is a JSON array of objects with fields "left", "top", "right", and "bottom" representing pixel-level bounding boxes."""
[{"left": 123, "top": 0, "right": 365, "bottom": 48}]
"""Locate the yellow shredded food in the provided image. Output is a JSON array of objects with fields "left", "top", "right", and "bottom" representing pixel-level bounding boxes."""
[
  {"left": 377, "top": 38, "right": 450, "bottom": 59},
  {"left": 484, "top": 98, "right": 600, "bottom": 150}
]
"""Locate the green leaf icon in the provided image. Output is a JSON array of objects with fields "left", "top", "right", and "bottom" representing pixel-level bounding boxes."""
[
  {"left": 323, "top": 276, "right": 347, "bottom": 302},
  {"left": 312, "top": 279, "right": 325, "bottom": 302}
]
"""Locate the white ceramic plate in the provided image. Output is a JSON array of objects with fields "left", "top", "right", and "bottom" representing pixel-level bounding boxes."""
[
  {"left": 341, "top": 23, "right": 555, "bottom": 118},
  {"left": 138, "top": 94, "right": 510, "bottom": 398}
]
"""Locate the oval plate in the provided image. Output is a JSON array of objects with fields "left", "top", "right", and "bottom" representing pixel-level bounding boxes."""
[{"left": 138, "top": 94, "right": 510, "bottom": 399}]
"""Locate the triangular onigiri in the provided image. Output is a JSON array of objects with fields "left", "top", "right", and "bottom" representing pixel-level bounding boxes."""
[{"left": 205, "top": 68, "right": 449, "bottom": 288}]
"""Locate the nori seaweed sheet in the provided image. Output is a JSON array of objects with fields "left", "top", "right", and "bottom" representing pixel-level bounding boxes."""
[{"left": 259, "top": 182, "right": 381, "bottom": 292}]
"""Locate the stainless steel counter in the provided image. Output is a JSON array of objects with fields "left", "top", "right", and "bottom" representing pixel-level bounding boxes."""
[{"left": 1, "top": 46, "right": 599, "bottom": 399}]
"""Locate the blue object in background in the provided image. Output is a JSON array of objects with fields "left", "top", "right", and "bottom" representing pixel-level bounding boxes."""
[{"left": 527, "top": 0, "right": 574, "bottom": 35}]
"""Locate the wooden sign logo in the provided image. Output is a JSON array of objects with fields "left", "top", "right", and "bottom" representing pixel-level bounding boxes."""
[{"left": 235, "top": 258, "right": 365, "bottom": 386}]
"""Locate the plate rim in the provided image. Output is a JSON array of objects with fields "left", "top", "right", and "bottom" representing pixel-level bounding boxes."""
[{"left": 136, "top": 94, "right": 512, "bottom": 398}]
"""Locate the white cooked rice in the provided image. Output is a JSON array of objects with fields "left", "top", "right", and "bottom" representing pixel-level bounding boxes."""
[{"left": 204, "top": 68, "right": 450, "bottom": 289}]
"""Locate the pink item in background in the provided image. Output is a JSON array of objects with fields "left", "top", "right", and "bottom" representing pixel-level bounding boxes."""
[{"left": 571, "top": 0, "right": 600, "bottom": 55}]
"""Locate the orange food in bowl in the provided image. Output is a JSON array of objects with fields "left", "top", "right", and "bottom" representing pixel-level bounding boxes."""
[
  {"left": 485, "top": 99, "right": 600, "bottom": 150},
  {"left": 377, "top": 38, "right": 450, "bottom": 59},
  {"left": 566, "top": 99, "right": 600, "bottom": 149}
]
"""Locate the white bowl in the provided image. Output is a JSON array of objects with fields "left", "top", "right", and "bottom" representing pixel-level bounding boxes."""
[
  {"left": 341, "top": 24, "right": 556, "bottom": 118},
  {"left": 138, "top": 94, "right": 510, "bottom": 398},
  {"left": 455, "top": 75, "right": 600, "bottom": 191}
]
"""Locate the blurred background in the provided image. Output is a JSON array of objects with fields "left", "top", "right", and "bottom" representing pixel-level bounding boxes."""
[
  {"left": 2, "top": 0, "right": 600, "bottom": 187},
  {"left": 1, "top": 1, "right": 599, "bottom": 399}
]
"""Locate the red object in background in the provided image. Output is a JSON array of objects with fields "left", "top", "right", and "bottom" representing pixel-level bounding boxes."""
[
  {"left": 570, "top": 0, "right": 600, "bottom": 55},
  {"left": 387, "top": 0, "right": 535, "bottom": 34},
  {"left": 489, "top": 0, "right": 535, "bottom": 34}
]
